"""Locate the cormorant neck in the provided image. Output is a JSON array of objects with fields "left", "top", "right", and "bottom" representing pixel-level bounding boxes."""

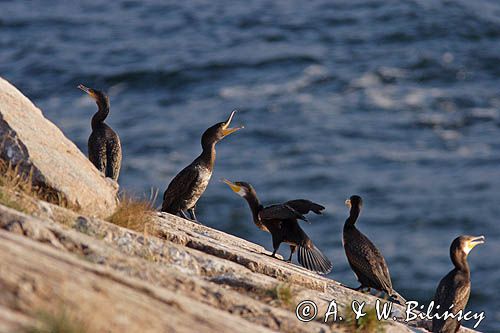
[
  {"left": 344, "top": 206, "right": 360, "bottom": 228},
  {"left": 244, "top": 192, "right": 263, "bottom": 224},
  {"left": 198, "top": 141, "right": 216, "bottom": 169},
  {"left": 451, "top": 251, "right": 470, "bottom": 273},
  {"left": 91, "top": 100, "right": 110, "bottom": 130}
]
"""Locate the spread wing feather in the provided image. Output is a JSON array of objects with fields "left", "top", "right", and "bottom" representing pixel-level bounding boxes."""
[
  {"left": 260, "top": 200, "right": 325, "bottom": 221},
  {"left": 285, "top": 199, "right": 325, "bottom": 215},
  {"left": 260, "top": 204, "right": 307, "bottom": 221}
]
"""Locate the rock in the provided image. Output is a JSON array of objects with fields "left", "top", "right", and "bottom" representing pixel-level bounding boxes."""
[
  {"left": 0, "top": 230, "right": 276, "bottom": 333},
  {"left": 0, "top": 77, "right": 117, "bottom": 218},
  {"left": 0, "top": 198, "right": 480, "bottom": 333}
]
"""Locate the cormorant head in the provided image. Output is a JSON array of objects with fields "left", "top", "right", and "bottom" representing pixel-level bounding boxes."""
[
  {"left": 345, "top": 195, "right": 363, "bottom": 209},
  {"left": 78, "top": 84, "right": 109, "bottom": 109},
  {"left": 451, "top": 235, "right": 485, "bottom": 257},
  {"left": 201, "top": 110, "right": 243, "bottom": 147},
  {"left": 222, "top": 179, "right": 255, "bottom": 198}
]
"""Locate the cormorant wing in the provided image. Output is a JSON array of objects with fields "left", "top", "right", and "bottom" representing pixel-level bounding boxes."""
[
  {"left": 88, "top": 132, "right": 107, "bottom": 173},
  {"left": 345, "top": 231, "right": 393, "bottom": 293},
  {"left": 285, "top": 199, "right": 325, "bottom": 215},
  {"left": 432, "top": 270, "right": 470, "bottom": 332},
  {"left": 162, "top": 164, "right": 201, "bottom": 212},
  {"left": 259, "top": 204, "right": 307, "bottom": 221},
  {"left": 105, "top": 133, "right": 122, "bottom": 181}
]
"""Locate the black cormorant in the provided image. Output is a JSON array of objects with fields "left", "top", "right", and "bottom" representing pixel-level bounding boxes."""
[
  {"left": 78, "top": 84, "right": 122, "bottom": 181},
  {"left": 343, "top": 195, "right": 403, "bottom": 302},
  {"left": 223, "top": 179, "right": 332, "bottom": 274},
  {"left": 161, "top": 111, "right": 242, "bottom": 222},
  {"left": 432, "top": 235, "right": 485, "bottom": 333}
]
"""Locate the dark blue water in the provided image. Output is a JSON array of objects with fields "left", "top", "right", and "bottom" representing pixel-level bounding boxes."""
[{"left": 1, "top": 0, "right": 499, "bottom": 330}]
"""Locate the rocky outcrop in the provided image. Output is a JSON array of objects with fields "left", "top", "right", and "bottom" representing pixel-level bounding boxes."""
[
  {"left": 0, "top": 77, "right": 118, "bottom": 218},
  {"left": 0, "top": 79, "right": 480, "bottom": 333},
  {"left": 0, "top": 196, "right": 479, "bottom": 333}
]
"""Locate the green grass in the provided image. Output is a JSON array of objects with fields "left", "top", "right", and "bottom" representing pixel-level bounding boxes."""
[
  {"left": 343, "top": 306, "right": 385, "bottom": 333},
  {"left": 266, "top": 283, "right": 294, "bottom": 307},
  {"left": 23, "top": 310, "right": 89, "bottom": 333}
]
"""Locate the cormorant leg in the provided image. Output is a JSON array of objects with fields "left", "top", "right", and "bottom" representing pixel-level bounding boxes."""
[
  {"left": 287, "top": 245, "right": 296, "bottom": 262},
  {"left": 188, "top": 208, "right": 198, "bottom": 222},
  {"left": 270, "top": 235, "right": 282, "bottom": 259},
  {"left": 179, "top": 210, "right": 191, "bottom": 220},
  {"left": 355, "top": 285, "right": 368, "bottom": 292}
]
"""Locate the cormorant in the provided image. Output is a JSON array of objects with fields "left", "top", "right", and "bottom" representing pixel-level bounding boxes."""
[
  {"left": 432, "top": 235, "right": 485, "bottom": 333},
  {"left": 78, "top": 84, "right": 122, "bottom": 181},
  {"left": 161, "top": 111, "right": 242, "bottom": 222},
  {"left": 223, "top": 179, "right": 332, "bottom": 274},
  {"left": 343, "top": 195, "right": 403, "bottom": 302}
]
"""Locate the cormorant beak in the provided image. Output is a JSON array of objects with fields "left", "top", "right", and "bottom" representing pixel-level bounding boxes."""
[
  {"left": 467, "top": 235, "right": 485, "bottom": 251},
  {"left": 78, "top": 84, "right": 97, "bottom": 100},
  {"left": 221, "top": 110, "right": 243, "bottom": 137},
  {"left": 222, "top": 178, "right": 241, "bottom": 193},
  {"left": 345, "top": 199, "right": 352, "bottom": 209}
]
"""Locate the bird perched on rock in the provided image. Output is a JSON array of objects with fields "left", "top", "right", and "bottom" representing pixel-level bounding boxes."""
[
  {"left": 78, "top": 84, "right": 121, "bottom": 181},
  {"left": 343, "top": 195, "right": 405, "bottom": 303},
  {"left": 161, "top": 111, "right": 243, "bottom": 222},
  {"left": 223, "top": 179, "right": 332, "bottom": 274},
  {"left": 432, "top": 235, "right": 485, "bottom": 333}
]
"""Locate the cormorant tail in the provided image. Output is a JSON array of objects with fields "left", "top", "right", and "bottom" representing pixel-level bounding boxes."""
[{"left": 297, "top": 245, "right": 333, "bottom": 274}]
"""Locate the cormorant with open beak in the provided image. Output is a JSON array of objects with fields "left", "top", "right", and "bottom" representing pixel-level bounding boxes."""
[
  {"left": 78, "top": 84, "right": 122, "bottom": 181},
  {"left": 432, "top": 235, "right": 485, "bottom": 333},
  {"left": 161, "top": 111, "right": 242, "bottom": 222},
  {"left": 343, "top": 195, "right": 404, "bottom": 302},
  {"left": 223, "top": 179, "right": 332, "bottom": 274}
]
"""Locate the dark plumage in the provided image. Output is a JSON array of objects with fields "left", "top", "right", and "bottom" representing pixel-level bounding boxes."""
[
  {"left": 223, "top": 179, "right": 332, "bottom": 274},
  {"left": 78, "top": 84, "right": 122, "bottom": 181},
  {"left": 343, "top": 195, "right": 400, "bottom": 300},
  {"left": 432, "top": 235, "right": 485, "bottom": 333},
  {"left": 260, "top": 200, "right": 325, "bottom": 221},
  {"left": 161, "top": 111, "right": 242, "bottom": 222}
]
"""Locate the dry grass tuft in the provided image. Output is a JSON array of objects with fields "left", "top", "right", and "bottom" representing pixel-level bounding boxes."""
[
  {"left": 0, "top": 188, "right": 28, "bottom": 212},
  {"left": 23, "top": 309, "right": 89, "bottom": 333},
  {"left": 0, "top": 160, "right": 75, "bottom": 211},
  {"left": 0, "top": 160, "right": 35, "bottom": 193},
  {"left": 107, "top": 192, "right": 156, "bottom": 233},
  {"left": 0, "top": 161, "right": 37, "bottom": 213}
]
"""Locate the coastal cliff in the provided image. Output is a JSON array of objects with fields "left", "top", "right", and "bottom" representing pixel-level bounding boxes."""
[{"left": 0, "top": 77, "right": 478, "bottom": 333}]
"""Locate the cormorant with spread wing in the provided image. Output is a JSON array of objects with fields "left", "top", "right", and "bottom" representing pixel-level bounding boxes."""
[
  {"left": 432, "top": 235, "right": 485, "bottom": 333},
  {"left": 223, "top": 179, "right": 332, "bottom": 274},
  {"left": 161, "top": 111, "right": 242, "bottom": 222},
  {"left": 78, "top": 84, "right": 122, "bottom": 181}
]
